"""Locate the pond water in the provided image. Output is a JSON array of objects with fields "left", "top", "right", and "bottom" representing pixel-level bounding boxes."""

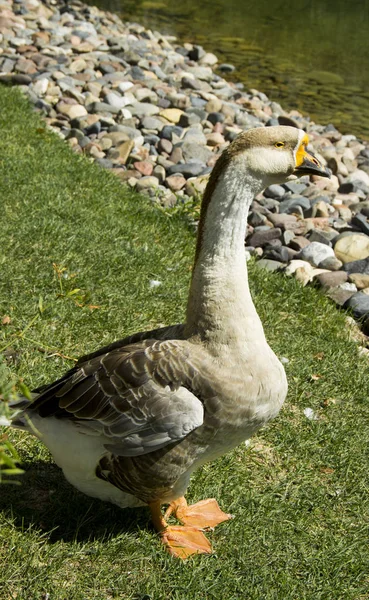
[{"left": 90, "top": 0, "right": 369, "bottom": 138}]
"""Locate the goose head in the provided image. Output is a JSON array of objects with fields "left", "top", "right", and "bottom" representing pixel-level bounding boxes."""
[{"left": 225, "top": 125, "right": 330, "bottom": 189}]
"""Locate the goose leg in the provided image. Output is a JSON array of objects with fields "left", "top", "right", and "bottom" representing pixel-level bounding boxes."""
[
  {"left": 149, "top": 500, "right": 212, "bottom": 560},
  {"left": 164, "top": 496, "right": 233, "bottom": 529}
]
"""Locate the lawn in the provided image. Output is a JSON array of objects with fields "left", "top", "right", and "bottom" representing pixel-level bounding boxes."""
[{"left": 0, "top": 85, "right": 368, "bottom": 600}]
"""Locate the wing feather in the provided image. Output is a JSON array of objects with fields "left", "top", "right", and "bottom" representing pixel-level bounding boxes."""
[{"left": 28, "top": 338, "right": 208, "bottom": 457}]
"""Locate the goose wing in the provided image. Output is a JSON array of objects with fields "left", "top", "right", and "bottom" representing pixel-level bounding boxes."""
[{"left": 29, "top": 339, "right": 208, "bottom": 457}]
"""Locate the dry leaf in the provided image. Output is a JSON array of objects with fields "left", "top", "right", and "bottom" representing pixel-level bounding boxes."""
[
  {"left": 313, "top": 352, "right": 324, "bottom": 360},
  {"left": 2, "top": 315, "right": 11, "bottom": 325},
  {"left": 310, "top": 374, "right": 322, "bottom": 381}
]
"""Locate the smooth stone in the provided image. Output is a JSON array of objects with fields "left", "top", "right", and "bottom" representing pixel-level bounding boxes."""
[
  {"left": 130, "top": 103, "right": 160, "bottom": 118},
  {"left": 279, "top": 196, "right": 311, "bottom": 214},
  {"left": 160, "top": 108, "right": 183, "bottom": 123},
  {"left": 166, "top": 162, "right": 207, "bottom": 178},
  {"left": 315, "top": 271, "right": 348, "bottom": 290},
  {"left": 264, "top": 184, "right": 285, "bottom": 199},
  {"left": 161, "top": 125, "right": 183, "bottom": 141},
  {"left": 133, "top": 160, "right": 154, "bottom": 176},
  {"left": 117, "top": 140, "right": 134, "bottom": 164},
  {"left": 182, "top": 142, "right": 213, "bottom": 163},
  {"left": 334, "top": 233, "right": 369, "bottom": 263},
  {"left": 343, "top": 292, "right": 369, "bottom": 319},
  {"left": 352, "top": 213, "right": 369, "bottom": 236},
  {"left": 166, "top": 174, "right": 186, "bottom": 191},
  {"left": 319, "top": 256, "right": 343, "bottom": 271},
  {"left": 283, "top": 181, "right": 307, "bottom": 194},
  {"left": 87, "top": 101, "right": 121, "bottom": 115},
  {"left": 342, "top": 257, "right": 369, "bottom": 275},
  {"left": 142, "top": 116, "right": 165, "bottom": 132},
  {"left": 268, "top": 213, "right": 297, "bottom": 229},
  {"left": 158, "top": 138, "right": 173, "bottom": 154},
  {"left": 105, "top": 93, "right": 129, "bottom": 110},
  {"left": 289, "top": 236, "right": 311, "bottom": 251},
  {"left": 263, "top": 246, "right": 289, "bottom": 263},
  {"left": 136, "top": 176, "right": 160, "bottom": 191},
  {"left": 248, "top": 227, "right": 282, "bottom": 248},
  {"left": 185, "top": 176, "right": 208, "bottom": 197},
  {"left": 298, "top": 242, "right": 335, "bottom": 267},
  {"left": 57, "top": 102, "right": 87, "bottom": 119},
  {"left": 308, "top": 230, "right": 333, "bottom": 246},
  {"left": 255, "top": 259, "right": 284, "bottom": 272},
  {"left": 182, "top": 128, "right": 207, "bottom": 145},
  {"left": 326, "top": 287, "right": 356, "bottom": 307},
  {"left": 348, "top": 273, "right": 369, "bottom": 289}
]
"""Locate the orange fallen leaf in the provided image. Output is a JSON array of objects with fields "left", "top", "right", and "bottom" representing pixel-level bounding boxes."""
[{"left": 2, "top": 315, "right": 11, "bottom": 325}]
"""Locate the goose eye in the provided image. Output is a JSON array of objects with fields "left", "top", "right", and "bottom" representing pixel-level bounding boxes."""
[{"left": 275, "top": 141, "right": 285, "bottom": 148}]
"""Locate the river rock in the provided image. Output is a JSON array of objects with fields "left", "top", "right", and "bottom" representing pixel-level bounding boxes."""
[
  {"left": 342, "top": 257, "right": 369, "bottom": 275},
  {"left": 348, "top": 273, "right": 369, "bottom": 289},
  {"left": 344, "top": 292, "right": 369, "bottom": 319},
  {"left": 319, "top": 256, "right": 343, "bottom": 271},
  {"left": 248, "top": 227, "right": 282, "bottom": 248},
  {"left": 298, "top": 242, "right": 335, "bottom": 267},
  {"left": 136, "top": 176, "right": 160, "bottom": 191},
  {"left": 315, "top": 271, "right": 348, "bottom": 290},
  {"left": 334, "top": 233, "right": 369, "bottom": 263}
]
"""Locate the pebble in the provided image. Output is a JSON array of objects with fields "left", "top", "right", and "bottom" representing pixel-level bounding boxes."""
[
  {"left": 298, "top": 242, "right": 335, "bottom": 267},
  {"left": 1, "top": 0, "right": 369, "bottom": 337},
  {"left": 344, "top": 292, "right": 369, "bottom": 319},
  {"left": 334, "top": 233, "right": 369, "bottom": 264}
]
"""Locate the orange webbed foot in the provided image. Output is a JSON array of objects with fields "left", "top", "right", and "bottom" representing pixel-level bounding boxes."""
[
  {"left": 165, "top": 497, "right": 233, "bottom": 530},
  {"left": 160, "top": 525, "right": 212, "bottom": 559},
  {"left": 150, "top": 497, "right": 232, "bottom": 560}
]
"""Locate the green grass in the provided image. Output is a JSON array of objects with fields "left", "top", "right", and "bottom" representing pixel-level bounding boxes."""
[{"left": 0, "top": 84, "right": 368, "bottom": 600}]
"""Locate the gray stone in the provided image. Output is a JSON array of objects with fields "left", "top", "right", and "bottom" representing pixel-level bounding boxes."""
[
  {"left": 142, "top": 116, "right": 165, "bottom": 132},
  {"left": 344, "top": 292, "right": 369, "bottom": 319},
  {"left": 342, "top": 257, "right": 369, "bottom": 275},
  {"left": 86, "top": 101, "right": 121, "bottom": 115},
  {"left": 308, "top": 230, "right": 333, "bottom": 246},
  {"left": 130, "top": 102, "right": 160, "bottom": 118},
  {"left": 298, "top": 242, "right": 335, "bottom": 267},
  {"left": 263, "top": 246, "right": 289, "bottom": 263},
  {"left": 283, "top": 181, "right": 308, "bottom": 194},
  {"left": 255, "top": 259, "right": 284, "bottom": 272},
  {"left": 279, "top": 196, "right": 311, "bottom": 214},
  {"left": 182, "top": 143, "right": 213, "bottom": 163},
  {"left": 352, "top": 213, "right": 369, "bottom": 236},
  {"left": 319, "top": 256, "right": 343, "bottom": 271},
  {"left": 166, "top": 162, "right": 207, "bottom": 178},
  {"left": 264, "top": 184, "right": 285, "bottom": 199},
  {"left": 182, "top": 128, "right": 207, "bottom": 145}
]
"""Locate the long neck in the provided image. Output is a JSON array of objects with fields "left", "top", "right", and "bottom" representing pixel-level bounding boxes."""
[{"left": 185, "top": 162, "right": 266, "bottom": 348}]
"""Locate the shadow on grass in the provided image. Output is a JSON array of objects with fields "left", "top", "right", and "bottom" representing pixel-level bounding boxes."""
[{"left": 0, "top": 460, "right": 150, "bottom": 543}]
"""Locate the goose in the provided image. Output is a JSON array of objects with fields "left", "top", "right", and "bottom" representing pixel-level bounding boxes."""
[{"left": 10, "top": 126, "right": 329, "bottom": 559}]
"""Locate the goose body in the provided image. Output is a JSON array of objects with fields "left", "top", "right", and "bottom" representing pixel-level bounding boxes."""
[{"left": 11, "top": 126, "right": 329, "bottom": 557}]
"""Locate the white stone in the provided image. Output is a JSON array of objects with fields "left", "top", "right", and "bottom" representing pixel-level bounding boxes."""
[
  {"left": 334, "top": 233, "right": 369, "bottom": 263},
  {"left": 285, "top": 260, "right": 313, "bottom": 276},
  {"left": 118, "top": 81, "right": 134, "bottom": 93},
  {"left": 298, "top": 242, "right": 335, "bottom": 267},
  {"left": 346, "top": 169, "right": 369, "bottom": 186}
]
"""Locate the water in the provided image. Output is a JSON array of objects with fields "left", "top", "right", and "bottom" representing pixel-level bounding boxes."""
[{"left": 89, "top": 0, "right": 369, "bottom": 137}]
